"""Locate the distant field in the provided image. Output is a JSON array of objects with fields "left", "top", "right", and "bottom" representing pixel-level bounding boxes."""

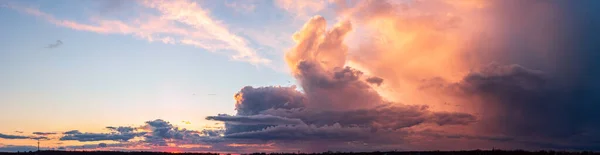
[{"left": 0, "top": 150, "right": 598, "bottom": 155}]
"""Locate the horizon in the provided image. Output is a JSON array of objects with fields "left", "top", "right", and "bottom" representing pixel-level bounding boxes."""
[{"left": 1, "top": 0, "right": 600, "bottom": 153}]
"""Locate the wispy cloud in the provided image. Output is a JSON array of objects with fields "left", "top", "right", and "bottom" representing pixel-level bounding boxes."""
[
  {"left": 45, "top": 40, "right": 63, "bottom": 48},
  {"left": 140, "top": 0, "right": 269, "bottom": 65},
  {"left": 6, "top": 1, "right": 270, "bottom": 66}
]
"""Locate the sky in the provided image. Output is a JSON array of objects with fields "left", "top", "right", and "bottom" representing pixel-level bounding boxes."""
[{"left": 1, "top": 0, "right": 600, "bottom": 153}]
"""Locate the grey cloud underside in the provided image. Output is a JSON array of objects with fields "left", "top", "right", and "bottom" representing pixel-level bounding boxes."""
[
  {"left": 0, "top": 133, "right": 48, "bottom": 140},
  {"left": 32, "top": 132, "right": 57, "bottom": 135},
  {"left": 0, "top": 133, "right": 30, "bottom": 139},
  {"left": 206, "top": 114, "right": 304, "bottom": 125},
  {"left": 106, "top": 126, "right": 136, "bottom": 133},
  {"left": 225, "top": 123, "right": 371, "bottom": 141},
  {"left": 63, "top": 130, "right": 82, "bottom": 134},
  {"left": 60, "top": 132, "right": 145, "bottom": 142},
  {"left": 142, "top": 119, "right": 217, "bottom": 146},
  {"left": 55, "top": 119, "right": 226, "bottom": 147},
  {"left": 61, "top": 125, "right": 146, "bottom": 142}
]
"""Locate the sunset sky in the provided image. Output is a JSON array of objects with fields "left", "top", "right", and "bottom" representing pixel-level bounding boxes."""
[{"left": 1, "top": 0, "right": 599, "bottom": 153}]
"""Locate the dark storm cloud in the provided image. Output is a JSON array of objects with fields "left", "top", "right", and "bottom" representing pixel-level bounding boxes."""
[
  {"left": 0, "top": 133, "right": 30, "bottom": 139},
  {"left": 32, "top": 132, "right": 57, "bottom": 136},
  {"left": 423, "top": 62, "right": 600, "bottom": 149},
  {"left": 45, "top": 40, "right": 62, "bottom": 48}
]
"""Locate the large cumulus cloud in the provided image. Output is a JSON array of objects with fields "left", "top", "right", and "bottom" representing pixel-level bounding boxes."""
[
  {"left": 204, "top": 0, "right": 600, "bottom": 151},
  {"left": 205, "top": 15, "right": 477, "bottom": 151}
]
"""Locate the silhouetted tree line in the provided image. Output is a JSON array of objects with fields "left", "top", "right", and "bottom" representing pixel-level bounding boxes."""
[{"left": 0, "top": 150, "right": 598, "bottom": 155}]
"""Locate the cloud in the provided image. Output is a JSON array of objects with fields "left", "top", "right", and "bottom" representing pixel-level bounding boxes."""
[
  {"left": 5, "top": 0, "right": 600, "bottom": 152},
  {"left": 0, "top": 133, "right": 49, "bottom": 140},
  {"left": 45, "top": 40, "right": 62, "bottom": 48},
  {"left": 30, "top": 136, "right": 50, "bottom": 140},
  {"left": 106, "top": 126, "right": 136, "bottom": 133},
  {"left": 140, "top": 0, "right": 270, "bottom": 65},
  {"left": 32, "top": 132, "right": 57, "bottom": 136},
  {"left": 141, "top": 119, "right": 208, "bottom": 146},
  {"left": 63, "top": 130, "right": 82, "bottom": 135},
  {"left": 54, "top": 119, "right": 226, "bottom": 148},
  {"left": 422, "top": 62, "right": 600, "bottom": 149},
  {"left": 206, "top": 114, "right": 304, "bottom": 126},
  {"left": 205, "top": 14, "right": 476, "bottom": 148},
  {"left": 60, "top": 127, "right": 146, "bottom": 142},
  {"left": 225, "top": 123, "right": 371, "bottom": 141},
  {"left": 7, "top": 1, "right": 270, "bottom": 66},
  {"left": 60, "top": 132, "right": 143, "bottom": 142},
  {"left": 0, "top": 133, "right": 30, "bottom": 139},
  {"left": 234, "top": 86, "right": 306, "bottom": 116},
  {"left": 365, "top": 77, "right": 383, "bottom": 86},
  {"left": 319, "top": 0, "right": 600, "bottom": 150}
]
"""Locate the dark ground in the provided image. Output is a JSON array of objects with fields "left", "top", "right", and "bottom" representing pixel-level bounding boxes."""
[{"left": 0, "top": 150, "right": 598, "bottom": 155}]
